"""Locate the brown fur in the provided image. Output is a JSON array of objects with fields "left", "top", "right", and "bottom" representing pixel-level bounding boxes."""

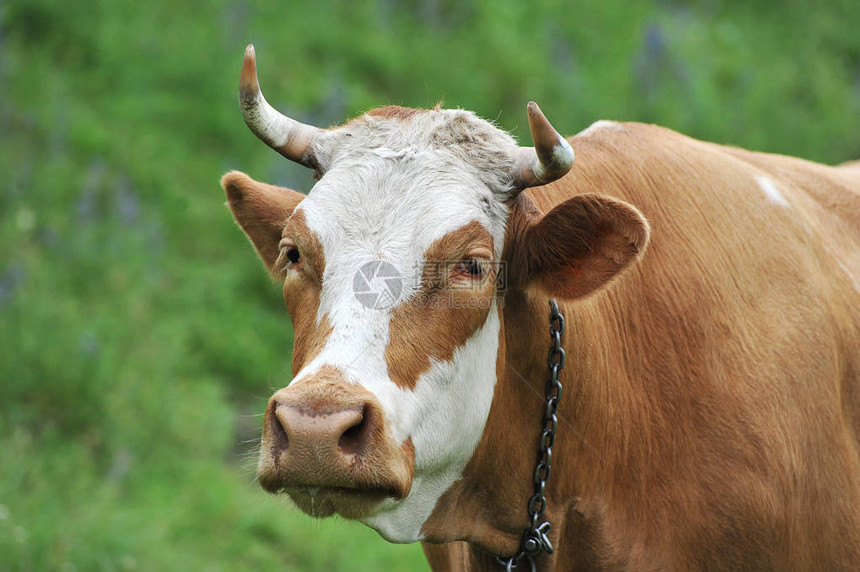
[
  {"left": 506, "top": 193, "right": 650, "bottom": 299},
  {"left": 364, "top": 105, "right": 428, "bottom": 120},
  {"left": 386, "top": 221, "right": 496, "bottom": 390},
  {"left": 277, "top": 210, "right": 327, "bottom": 278},
  {"left": 221, "top": 171, "right": 305, "bottom": 279},
  {"left": 420, "top": 123, "right": 860, "bottom": 570},
  {"left": 279, "top": 210, "right": 334, "bottom": 374}
]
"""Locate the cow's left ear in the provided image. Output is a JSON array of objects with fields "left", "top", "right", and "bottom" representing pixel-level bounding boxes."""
[
  {"left": 221, "top": 171, "right": 306, "bottom": 278},
  {"left": 508, "top": 194, "right": 650, "bottom": 299}
]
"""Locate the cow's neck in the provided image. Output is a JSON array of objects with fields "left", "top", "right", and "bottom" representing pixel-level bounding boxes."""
[{"left": 419, "top": 290, "right": 613, "bottom": 568}]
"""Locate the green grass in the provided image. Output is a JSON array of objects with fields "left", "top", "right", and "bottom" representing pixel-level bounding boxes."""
[
  {"left": 0, "top": 429, "right": 426, "bottom": 571},
  {"left": 1, "top": 0, "right": 858, "bottom": 569}
]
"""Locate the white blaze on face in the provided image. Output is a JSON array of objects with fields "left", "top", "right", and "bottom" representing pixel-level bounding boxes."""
[{"left": 287, "top": 137, "right": 510, "bottom": 541}]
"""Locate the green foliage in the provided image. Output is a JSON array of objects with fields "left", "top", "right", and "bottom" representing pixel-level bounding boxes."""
[{"left": 0, "top": 0, "right": 858, "bottom": 569}]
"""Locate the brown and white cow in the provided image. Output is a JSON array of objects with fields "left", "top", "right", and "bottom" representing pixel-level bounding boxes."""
[{"left": 222, "top": 46, "right": 860, "bottom": 570}]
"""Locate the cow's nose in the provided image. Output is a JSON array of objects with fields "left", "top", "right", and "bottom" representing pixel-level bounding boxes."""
[
  {"left": 270, "top": 403, "right": 371, "bottom": 459},
  {"left": 257, "top": 375, "right": 414, "bottom": 513}
]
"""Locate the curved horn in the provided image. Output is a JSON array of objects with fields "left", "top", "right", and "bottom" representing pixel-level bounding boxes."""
[
  {"left": 513, "top": 102, "right": 575, "bottom": 188},
  {"left": 239, "top": 44, "right": 320, "bottom": 168}
]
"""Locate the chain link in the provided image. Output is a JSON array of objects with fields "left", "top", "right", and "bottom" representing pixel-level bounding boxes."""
[{"left": 497, "top": 299, "right": 565, "bottom": 571}]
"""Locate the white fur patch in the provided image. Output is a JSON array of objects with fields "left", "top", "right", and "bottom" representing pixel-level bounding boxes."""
[
  {"left": 576, "top": 120, "right": 622, "bottom": 138},
  {"left": 755, "top": 175, "right": 791, "bottom": 208}
]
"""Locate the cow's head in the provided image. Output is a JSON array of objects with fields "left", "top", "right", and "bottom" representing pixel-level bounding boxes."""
[{"left": 223, "top": 46, "right": 649, "bottom": 543}]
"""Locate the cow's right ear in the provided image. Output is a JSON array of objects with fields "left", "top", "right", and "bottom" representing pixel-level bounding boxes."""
[{"left": 221, "top": 171, "right": 305, "bottom": 278}]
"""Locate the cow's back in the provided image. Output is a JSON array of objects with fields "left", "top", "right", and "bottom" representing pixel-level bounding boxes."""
[{"left": 520, "top": 122, "right": 860, "bottom": 568}]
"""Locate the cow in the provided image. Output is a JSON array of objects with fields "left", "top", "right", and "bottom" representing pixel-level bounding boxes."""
[{"left": 222, "top": 45, "right": 860, "bottom": 570}]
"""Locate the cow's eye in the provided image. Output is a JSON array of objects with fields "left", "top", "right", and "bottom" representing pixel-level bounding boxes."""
[
  {"left": 465, "top": 258, "right": 483, "bottom": 276},
  {"left": 286, "top": 248, "right": 301, "bottom": 264},
  {"left": 454, "top": 258, "right": 484, "bottom": 277}
]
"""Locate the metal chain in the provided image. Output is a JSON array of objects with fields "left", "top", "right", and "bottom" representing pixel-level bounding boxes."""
[{"left": 497, "top": 299, "right": 565, "bottom": 572}]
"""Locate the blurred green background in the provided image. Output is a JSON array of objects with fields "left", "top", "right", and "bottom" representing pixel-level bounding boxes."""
[{"left": 1, "top": 0, "right": 858, "bottom": 570}]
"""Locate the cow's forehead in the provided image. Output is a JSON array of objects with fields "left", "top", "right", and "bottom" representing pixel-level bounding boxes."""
[
  {"left": 297, "top": 108, "right": 521, "bottom": 259},
  {"left": 298, "top": 151, "right": 508, "bottom": 260}
]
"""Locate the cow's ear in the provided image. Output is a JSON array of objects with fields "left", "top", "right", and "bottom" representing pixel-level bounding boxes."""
[
  {"left": 508, "top": 194, "right": 649, "bottom": 299},
  {"left": 221, "top": 171, "right": 305, "bottom": 278}
]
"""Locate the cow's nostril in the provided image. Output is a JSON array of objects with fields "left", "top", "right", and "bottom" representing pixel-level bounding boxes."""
[
  {"left": 338, "top": 405, "right": 370, "bottom": 456},
  {"left": 268, "top": 402, "right": 289, "bottom": 458}
]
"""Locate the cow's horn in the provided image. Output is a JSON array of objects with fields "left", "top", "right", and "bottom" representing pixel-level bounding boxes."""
[
  {"left": 239, "top": 44, "right": 320, "bottom": 168},
  {"left": 513, "top": 102, "right": 575, "bottom": 188}
]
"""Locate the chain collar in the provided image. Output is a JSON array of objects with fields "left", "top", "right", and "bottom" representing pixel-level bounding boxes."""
[{"left": 497, "top": 299, "right": 565, "bottom": 572}]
